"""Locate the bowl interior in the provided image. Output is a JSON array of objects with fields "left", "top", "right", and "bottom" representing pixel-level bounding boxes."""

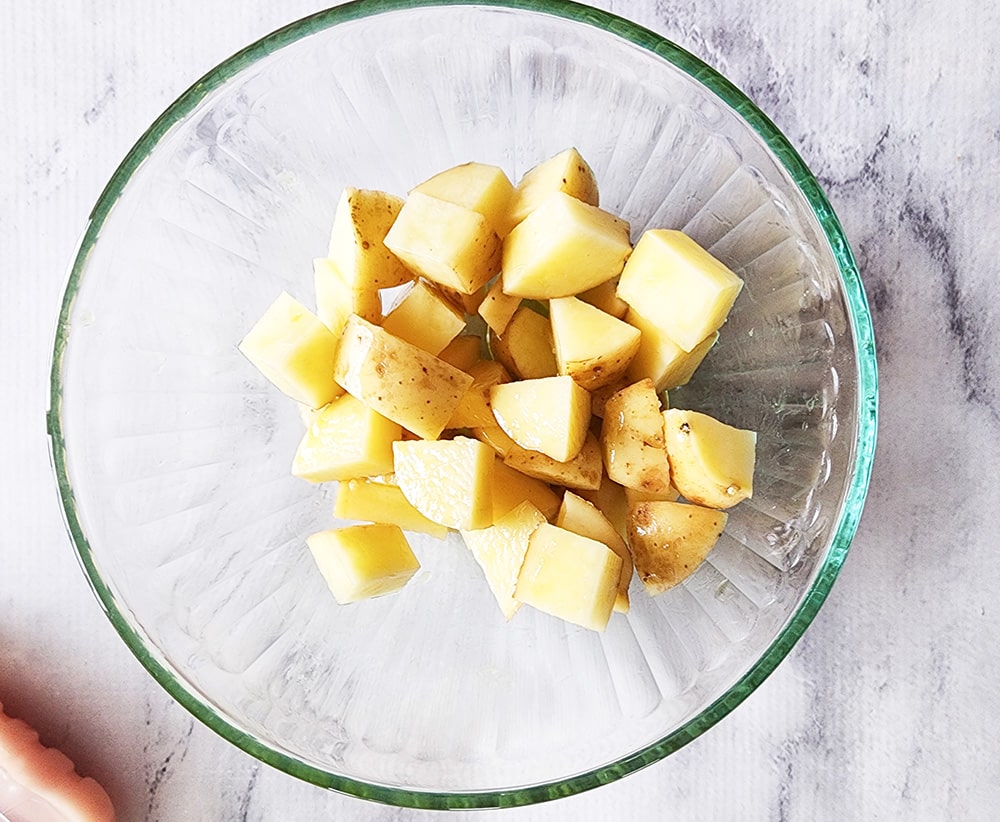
[{"left": 50, "top": 1, "right": 876, "bottom": 808}]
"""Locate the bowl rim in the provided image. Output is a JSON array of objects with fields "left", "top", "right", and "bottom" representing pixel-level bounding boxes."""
[{"left": 47, "top": 0, "right": 878, "bottom": 809}]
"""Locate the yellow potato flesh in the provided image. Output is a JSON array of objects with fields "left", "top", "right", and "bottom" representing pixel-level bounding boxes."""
[
  {"left": 392, "top": 436, "right": 495, "bottom": 530},
  {"left": 292, "top": 393, "right": 401, "bottom": 483},
  {"left": 333, "top": 478, "right": 448, "bottom": 538},
  {"left": 382, "top": 280, "right": 466, "bottom": 356},
  {"left": 238, "top": 291, "right": 343, "bottom": 409},
  {"left": 412, "top": 161, "right": 515, "bottom": 238},
  {"left": 501, "top": 192, "right": 631, "bottom": 299},
  {"left": 515, "top": 523, "right": 622, "bottom": 631},
  {"left": 307, "top": 524, "right": 419, "bottom": 604},
  {"left": 555, "top": 491, "right": 633, "bottom": 613},
  {"left": 490, "top": 375, "right": 591, "bottom": 463},
  {"left": 662, "top": 408, "right": 756, "bottom": 509},
  {"left": 508, "top": 147, "right": 600, "bottom": 227},
  {"left": 549, "top": 296, "right": 641, "bottom": 389},
  {"left": 460, "top": 501, "right": 546, "bottom": 620},
  {"left": 384, "top": 191, "right": 501, "bottom": 294},
  {"left": 617, "top": 229, "right": 743, "bottom": 352}
]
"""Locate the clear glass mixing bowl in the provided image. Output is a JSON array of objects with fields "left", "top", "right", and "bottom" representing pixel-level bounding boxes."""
[{"left": 48, "top": 0, "right": 877, "bottom": 808}]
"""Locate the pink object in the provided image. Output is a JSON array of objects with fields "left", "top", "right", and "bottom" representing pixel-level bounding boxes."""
[{"left": 0, "top": 700, "right": 114, "bottom": 822}]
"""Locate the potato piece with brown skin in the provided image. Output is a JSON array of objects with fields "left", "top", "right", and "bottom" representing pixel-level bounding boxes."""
[
  {"left": 333, "top": 314, "right": 473, "bottom": 441},
  {"left": 627, "top": 500, "right": 727, "bottom": 594},
  {"left": 501, "top": 429, "right": 603, "bottom": 491},
  {"left": 600, "top": 378, "right": 673, "bottom": 495},
  {"left": 327, "top": 187, "right": 412, "bottom": 290},
  {"left": 489, "top": 305, "right": 557, "bottom": 379}
]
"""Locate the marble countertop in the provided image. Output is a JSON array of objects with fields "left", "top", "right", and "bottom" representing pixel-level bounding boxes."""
[{"left": 3, "top": 1, "right": 998, "bottom": 819}]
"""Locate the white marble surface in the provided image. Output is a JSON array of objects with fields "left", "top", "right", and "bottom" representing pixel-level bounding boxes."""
[{"left": 2, "top": 1, "right": 998, "bottom": 819}]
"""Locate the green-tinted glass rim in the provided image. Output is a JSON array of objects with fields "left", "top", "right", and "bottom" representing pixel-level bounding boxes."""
[{"left": 47, "top": 0, "right": 878, "bottom": 809}]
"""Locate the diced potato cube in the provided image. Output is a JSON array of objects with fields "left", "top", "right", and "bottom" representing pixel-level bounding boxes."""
[
  {"left": 313, "top": 257, "right": 378, "bottom": 332},
  {"left": 333, "top": 478, "right": 448, "bottom": 538},
  {"left": 549, "top": 296, "right": 641, "bottom": 389},
  {"left": 625, "top": 308, "right": 717, "bottom": 391},
  {"left": 490, "top": 375, "right": 591, "bottom": 462},
  {"left": 501, "top": 192, "right": 631, "bottom": 298},
  {"left": 382, "top": 280, "right": 466, "bottom": 355},
  {"left": 617, "top": 229, "right": 743, "bottom": 351},
  {"left": 489, "top": 305, "right": 557, "bottom": 379},
  {"left": 412, "top": 161, "right": 515, "bottom": 238},
  {"left": 500, "top": 429, "right": 603, "bottom": 491},
  {"left": 327, "top": 187, "right": 412, "bottom": 290},
  {"left": 662, "top": 409, "right": 756, "bottom": 509},
  {"left": 436, "top": 334, "right": 482, "bottom": 373},
  {"left": 508, "top": 147, "right": 599, "bottom": 227},
  {"left": 306, "top": 524, "right": 419, "bottom": 604},
  {"left": 447, "top": 359, "right": 510, "bottom": 429},
  {"left": 460, "top": 501, "right": 546, "bottom": 620},
  {"left": 577, "top": 470, "right": 628, "bottom": 540},
  {"left": 491, "top": 458, "right": 561, "bottom": 522},
  {"left": 600, "top": 378, "right": 673, "bottom": 495},
  {"left": 333, "top": 315, "right": 473, "bottom": 440},
  {"left": 556, "top": 491, "right": 633, "bottom": 613},
  {"left": 392, "top": 436, "right": 495, "bottom": 530},
  {"left": 578, "top": 276, "right": 629, "bottom": 319},
  {"left": 515, "top": 523, "right": 622, "bottom": 631},
  {"left": 291, "top": 393, "right": 400, "bottom": 482},
  {"left": 384, "top": 191, "right": 501, "bottom": 295},
  {"left": 626, "top": 501, "right": 727, "bottom": 594},
  {"left": 238, "top": 291, "right": 343, "bottom": 409},
  {"left": 478, "top": 276, "right": 522, "bottom": 335}
]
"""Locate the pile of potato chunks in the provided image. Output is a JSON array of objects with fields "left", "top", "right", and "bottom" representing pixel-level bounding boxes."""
[{"left": 239, "top": 149, "right": 756, "bottom": 632}]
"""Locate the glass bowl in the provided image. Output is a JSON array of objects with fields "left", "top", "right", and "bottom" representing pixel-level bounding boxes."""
[{"left": 47, "top": 0, "right": 877, "bottom": 808}]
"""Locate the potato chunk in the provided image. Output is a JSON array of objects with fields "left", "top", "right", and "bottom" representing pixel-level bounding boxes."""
[
  {"left": 382, "top": 279, "right": 466, "bottom": 355},
  {"left": 238, "top": 291, "right": 343, "bottom": 408},
  {"left": 392, "top": 436, "right": 495, "bottom": 530},
  {"left": 333, "top": 478, "right": 448, "bottom": 538},
  {"left": 556, "top": 492, "right": 633, "bottom": 613},
  {"left": 447, "top": 359, "right": 511, "bottom": 429},
  {"left": 292, "top": 393, "right": 400, "bottom": 482},
  {"left": 578, "top": 276, "right": 629, "bottom": 319},
  {"left": 662, "top": 409, "right": 756, "bottom": 509},
  {"left": 478, "top": 275, "right": 522, "bottom": 335},
  {"left": 461, "top": 501, "right": 546, "bottom": 620},
  {"left": 515, "top": 523, "right": 622, "bottom": 631},
  {"left": 625, "top": 308, "right": 717, "bottom": 391},
  {"left": 436, "top": 334, "right": 482, "bottom": 372},
  {"left": 627, "top": 501, "right": 727, "bottom": 594},
  {"left": 498, "top": 428, "right": 603, "bottom": 491},
  {"left": 490, "top": 375, "right": 591, "bottom": 462},
  {"left": 313, "top": 257, "right": 382, "bottom": 329},
  {"left": 412, "top": 161, "right": 515, "bottom": 238},
  {"left": 549, "top": 296, "right": 641, "bottom": 389},
  {"left": 617, "top": 229, "right": 743, "bottom": 351},
  {"left": 489, "top": 304, "right": 557, "bottom": 379},
  {"left": 600, "top": 378, "right": 673, "bottom": 495},
  {"left": 501, "top": 192, "right": 631, "bottom": 298},
  {"left": 333, "top": 314, "right": 473, "bottom": 440},
  {"left": 384, "top": 191, "right": 501, "bottom": 294},
  {"left": 327, "top": 187, "right": 412, "bottom": 289},
  {"left": 490, "top": 459, "right": 561, "bottom": 522},
  {"left": 508, "top": 147, "right": 600, "bottom": 227},
  {"left": 307, "top": 524, "right": 419, "bottom": 604}
]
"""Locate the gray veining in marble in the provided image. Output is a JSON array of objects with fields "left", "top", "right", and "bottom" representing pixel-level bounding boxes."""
[{"left": 3, "top": 1, "right": 999, "bottom": 819}]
